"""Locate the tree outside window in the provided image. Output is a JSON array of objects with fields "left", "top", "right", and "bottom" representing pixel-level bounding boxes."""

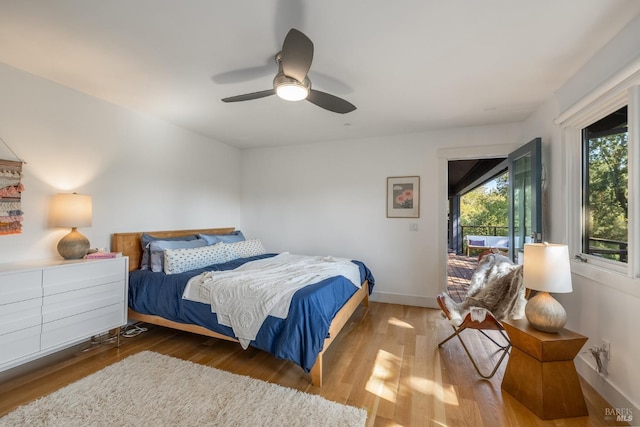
[
  {"left": 582, "top": 106, "right": 628, "bottom": 263},
  {"left": 460, "top": 173, "right": 509, "bottom": 240}
]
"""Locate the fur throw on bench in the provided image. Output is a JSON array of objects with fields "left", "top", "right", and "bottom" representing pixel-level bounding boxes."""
[{"left": 441, "top": 252, "right": 526, "bottom": 327}]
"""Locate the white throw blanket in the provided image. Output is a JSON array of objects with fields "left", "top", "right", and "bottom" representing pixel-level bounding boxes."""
[{"left": 182, "top": 253, "right": 361, "bottom": 349}]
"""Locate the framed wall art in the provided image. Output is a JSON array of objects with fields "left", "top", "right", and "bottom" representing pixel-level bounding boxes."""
[{"left": 387, "top": 176, "right": 420, "bottom": 218}]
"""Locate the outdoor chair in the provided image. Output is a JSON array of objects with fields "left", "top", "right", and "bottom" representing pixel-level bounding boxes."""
[
  {"left": 438, "top": 250, "right": 527, "bottom": 379},
  {"left": 437, "top": 294, "right": 511, "bottom": 379}
]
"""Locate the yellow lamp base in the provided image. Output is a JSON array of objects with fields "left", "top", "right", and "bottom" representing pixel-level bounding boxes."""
[{"left": 525, "top": 291, "right": 567, "bottom": 333}]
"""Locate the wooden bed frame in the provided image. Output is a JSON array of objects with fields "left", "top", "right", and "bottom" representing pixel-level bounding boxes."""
[{"left": 111, "top": 227, "right": 369, "bottom": 387}]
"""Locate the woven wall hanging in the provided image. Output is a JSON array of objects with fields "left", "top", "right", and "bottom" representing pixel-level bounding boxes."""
[
  {"left": 0, "top": 133, "right": 25, "bottom": 235},
  {"left": 0, "top": 159, "right": 24, "bottom": 235}
]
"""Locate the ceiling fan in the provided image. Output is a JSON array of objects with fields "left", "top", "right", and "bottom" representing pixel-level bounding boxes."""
[{"left": 221, "top": 29, "right": 356, "bottom": 114}]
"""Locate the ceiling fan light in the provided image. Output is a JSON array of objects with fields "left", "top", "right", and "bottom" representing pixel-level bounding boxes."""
[{"left": 276, "top": 83, "right": 309, "bottom": 101}]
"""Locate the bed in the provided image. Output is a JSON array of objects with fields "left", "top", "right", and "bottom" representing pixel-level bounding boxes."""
[{"left": 111, "top": 227, "right": 374, "bottom": 387}]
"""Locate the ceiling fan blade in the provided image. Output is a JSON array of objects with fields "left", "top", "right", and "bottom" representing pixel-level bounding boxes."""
[
  {"left": 221, "top": 89, "right": 275, "bottom": 103},
  {"left": 280, "top": 28, "right": 314, "bottom": 82},
  {"left": 307, "top": 89, "right": 356, "bottom": 114}
]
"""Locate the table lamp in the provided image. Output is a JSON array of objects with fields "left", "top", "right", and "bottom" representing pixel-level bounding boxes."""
[
  {"left": 523, "top": 242, "right": 573, "bottom": 333},
  {"left": 51, "top": 193, "right": 92, "bottom": 259}
]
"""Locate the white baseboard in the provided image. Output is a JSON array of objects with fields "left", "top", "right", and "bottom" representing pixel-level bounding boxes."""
[
  {"left": 575, "top": 354, "right": 639, "bottom": 423},
  {"left": 369, "top": 291, "right": 438, "bottom": 309}
]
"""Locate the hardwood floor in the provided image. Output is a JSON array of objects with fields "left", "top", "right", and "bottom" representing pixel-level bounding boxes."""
[{"left": 0, "top": 302, "right": 628, "bottom": 426}]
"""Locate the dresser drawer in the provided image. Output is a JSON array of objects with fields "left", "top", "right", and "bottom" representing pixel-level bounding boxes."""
[
  {"left": 0, "top": 298, "right": 42, "bottom": 336},
  {"left": 41, "top": 303, "right": 125, "bottom": 350},
  {"left": 0, "top": 270, "right": 42, "bottom": 305},
  {"left": 42, "top": 281, "right": 124, "bottom": 323},
  {"left": 42, "top": 259, "right": 125, "bottom": 296},
  {"left": 0, "top": 325, "right": 41, "bottom": 367}
]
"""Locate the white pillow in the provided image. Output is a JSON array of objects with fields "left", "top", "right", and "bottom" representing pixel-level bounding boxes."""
[
  {"left": 149, "top": 239, "right": 207, "bottom": 273},
  {"left": 226, "top": 239, "right": 266, "bottom": 260},
  {"left": 163, "top": 242, "right": 229, "bottom": 274}
]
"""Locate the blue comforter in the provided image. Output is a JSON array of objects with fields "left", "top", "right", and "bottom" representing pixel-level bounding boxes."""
[{"left": 128, "top": 254, "right": 374, "bottom": 372}]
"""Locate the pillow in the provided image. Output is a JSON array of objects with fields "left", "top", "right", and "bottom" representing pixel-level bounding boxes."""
[
  {"left": 149, "top": 239, "right": 207, "bottom": 273},
  {"left": 226, "top": 239, "right": 266, "bottom": 260},
  {"left": 140, "top": 233, "right": 199, "bottom": 270},
  {"left": 164, "top": 242, "right": 230, "bottom": 274},
  {"left": 468, "top": 239, "right": 485, "bottom": 246},
  {"left": 198, "top": 230, "right": 245, "bottom": 245}
]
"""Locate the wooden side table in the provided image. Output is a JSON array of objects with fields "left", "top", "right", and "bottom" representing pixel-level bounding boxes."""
[{"left": 501, "top": 318, "right": 588, "bottom": 420}]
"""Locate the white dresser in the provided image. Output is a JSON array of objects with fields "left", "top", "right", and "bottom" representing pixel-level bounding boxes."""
[{"left": 0, "top": 257, "right": 128, "bottom": 372}]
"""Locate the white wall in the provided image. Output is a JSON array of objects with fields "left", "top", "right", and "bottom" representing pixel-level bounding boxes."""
[
  {"left": 241, "top": 124, "right": 522, "bottom": 307},
  {"left": 556, "top": 12, "right": 640, "bottom": 114},
  {"left": 0, "top": 63, "right": 242, "bottom": 263}
]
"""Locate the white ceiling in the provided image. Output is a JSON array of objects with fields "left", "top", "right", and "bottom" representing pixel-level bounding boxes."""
[{"left": 1, "top": 1, "right": 640, "bottom": 149}]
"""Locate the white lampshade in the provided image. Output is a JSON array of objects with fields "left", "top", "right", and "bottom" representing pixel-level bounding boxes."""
[
  {"left": 523, "top": 243, "right": 572, "bottom": 293},
  {"left": 51, "top": 193, "right": 92, "bottom": 228},
  {"left": 523, "top": 243, "right": 573, "bottom": 333}
]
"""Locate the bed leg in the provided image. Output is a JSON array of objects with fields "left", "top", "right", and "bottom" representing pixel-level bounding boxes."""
[{"left": 310, "top": 355, "right": 323, "bottom": 387}]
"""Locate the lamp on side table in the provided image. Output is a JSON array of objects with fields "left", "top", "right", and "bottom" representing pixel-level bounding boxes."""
[
  {"left": 523, "top": 243, "right": 573, "bottom": 333},
  {"left": 51, "top": 192, "right": 92, "bottom": 259}
]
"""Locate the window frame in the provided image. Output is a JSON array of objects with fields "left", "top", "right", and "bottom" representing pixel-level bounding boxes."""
[{"left": 559, "top": 82, "right": 640, "bottom": 297}]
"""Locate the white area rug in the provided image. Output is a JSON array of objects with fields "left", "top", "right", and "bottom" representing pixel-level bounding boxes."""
[{"left": 0, "top": 351, "right": 367, "bottom": 427}]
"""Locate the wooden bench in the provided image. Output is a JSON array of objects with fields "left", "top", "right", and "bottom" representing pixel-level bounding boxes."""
[{"left": 465, "top": 235, "right": 508, "bottom": 256}]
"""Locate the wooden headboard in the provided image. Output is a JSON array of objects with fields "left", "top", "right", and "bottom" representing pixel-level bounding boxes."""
[{"left": 112, "top": 227, "right": 235, "bottom": 272}]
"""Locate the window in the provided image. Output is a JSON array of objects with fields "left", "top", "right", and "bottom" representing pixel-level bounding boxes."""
[
  {"left": 582, "top": 106, "right": 628, "bottom": 264},
  {"left": 559, "top": 77, "right": 640, "bottom": 293},
  {"left": 570, "top": 100, "right": 631, "bottom": 276}
]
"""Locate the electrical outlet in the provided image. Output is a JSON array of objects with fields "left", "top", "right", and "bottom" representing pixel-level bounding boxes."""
[
  {"left": 409, "top": 223, "right": 418, "bottom": 232},
  {"left": 586, "top": 340, "right": 610, "bottom": 376},
  {"left": 601, "top": 339, "right": 610, "bottom": 360}
]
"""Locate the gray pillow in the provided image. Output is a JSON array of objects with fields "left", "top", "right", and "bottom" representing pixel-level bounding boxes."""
[
  {"left": 139, "top": 233, "right": 199, "bottom": 270},
  {"left": 198, "top": 230, "right": 245, "bottom": 245}
]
